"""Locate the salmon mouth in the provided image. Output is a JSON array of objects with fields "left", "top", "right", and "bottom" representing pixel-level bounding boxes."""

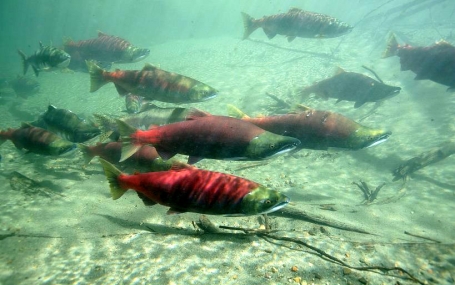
[
  {"left": 202, "top": 92, "right": 218, "bottom": 101},
  {"left": 267, "top": 140, "right": 301, "bottom": 158},
  {"left": 260, "top": 196, "right": 290, "bottom": 214},
  {"left": 364, "top": 132, "right": 391, "bottom": 148},
  {"left": 58, "top": 57, "right": 71, "bottom": 68}
]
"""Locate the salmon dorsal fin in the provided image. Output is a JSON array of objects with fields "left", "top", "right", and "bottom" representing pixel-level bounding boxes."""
[
  {"left": 335, "top": 66, "right": 346, "bottom": 75},
  {"left": 186, "top": 109, "right": 210, "bottom": 120},
  {"left": 289, "top": 7, "right": 303, "bottom": 13},
  {"left": 39, "top": 41, "right": 44, "bottom": 49},
  {"left": 20, "top": 122, "right": 34, "bottom": 129},
  {"left": 436, "top": 39, "right": 451, "bottom": 46},
  {"left": 142, "top": 63, "right": 159, "bottom": 71},
  {"left": 97, "top": 31, "right": 108, "bottom": 37},
  {"left": 47, "top": 104, "right": 57, "bottom": 112}
]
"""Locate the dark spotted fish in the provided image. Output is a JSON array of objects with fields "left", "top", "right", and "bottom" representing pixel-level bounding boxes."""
[
  {"left": 17, "top": 42, "right": 71, "bottom": 76},
  {"left": 242, "top": 8, "right": 353, "bottom": 42},
  {"left": 300, "top": 67, "right": 401, "bottom": 108},
  {"left": 64, "top": 32, "right": 150, "bottom": 71},
  {"left": 31, "top": 105, "right": 100, "bottom": 143},
  {"left": 87, "top": 61, "right": 218, "bottom": 104},
  {"left": 0, "top": 123, "right": 75, "bottom": 156},
  {"left": 383, "top": 33, "right": 455, "bottom": 91}
]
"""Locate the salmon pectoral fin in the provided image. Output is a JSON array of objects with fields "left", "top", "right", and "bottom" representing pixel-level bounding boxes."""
[
  {"left": 114, "top": 84, "right": 129, "bottom": 96},
  {"left": 137, "top": 192, "right": 157, "bottom": 207},
  {"left": 120, "top": 143, "right": 142, "bottom": 162},
  {"left": 98, "top": 158, "right": 127, "bottom": 200}
]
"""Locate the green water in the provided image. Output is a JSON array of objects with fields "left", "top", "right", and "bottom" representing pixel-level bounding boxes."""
[{"left": 0, "top": 1, "right": 454, "bottom": 284}]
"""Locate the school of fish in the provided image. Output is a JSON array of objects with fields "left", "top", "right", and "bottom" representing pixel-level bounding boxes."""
[{"left": 1, "top": 6, "right": 454, "bottom": 218}]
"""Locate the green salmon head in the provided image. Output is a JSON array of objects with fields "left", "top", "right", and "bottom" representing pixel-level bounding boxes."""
[
  {"left": 123, "top": 46, "right": 150, "bottom": 62},
  {"left": 347, "top": 127, "right": 391, "bottom": 150},
  {"left": 50, "top": 48, "right": 71, "bottom": 68},
  {"left": 245, "top": 132, "right": 300, "bottom": 159},
  {"left": 49, "top": 140, "right": 76, "bottom": 155},
  {"left": 240, "top": 186, "right": 290, "bottom": 215},
  {"left": 188, "top": 83, "right": 218, "bottom": 102}
]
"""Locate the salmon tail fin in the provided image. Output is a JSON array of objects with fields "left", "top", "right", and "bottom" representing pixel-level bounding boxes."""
[
  {"left": 77, "top": 143, "right": 95, "bottom": 164},
  {"left": 382, "top": 33, "right": 399, "bottom": 58},
  {"left": 227, "top": 104, "right": 250, "bottom": 119},
  {"left": 115, "top": 119, "right": 142, "bottom": 162},
  {"left": 17, "top": 50, "right": 29, "bottom": 75},
  {"left": 98, "top": 158, "right": 127, "bottom": 200},
  {"left": 86, "top": 60, "right": 108, "bottom": 92},
  {"left": 241, "top": 12, "right": 259, "bottom": 40}
]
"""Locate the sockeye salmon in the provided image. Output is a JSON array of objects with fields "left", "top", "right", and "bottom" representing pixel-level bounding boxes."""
[
  {"left": 300, "top": 67, "right": 401, "bottom": 108},
  {"left": 87, "top": 61, "right": 218, "bottom": 103},
  {"left": 116, "top": 113, "right": 301, "bottom": 164},
  {"left": 18, "top": 42, "right": 71, "bottom": 77},
  {"left": 32, "top": 105, "right": 100, "bottom": 143},
  {"left": 383, "top": 33, "right": 455, "bottom": 91},
  {"left": 0, "top": 123, "right": 75, "bottom": 156},
  {"left": 228, "top": 105, "right": 391, "bottom": 150},
  {"left": 242, "top": 8, "right": 352, "bottom": 42},
  {"left": 94, "top": 105, "right": 209, "bottom": 141},
  {"left": 78, "top": 142, "right": 188, "bottom": 172},
  {"left": 64, "top": 31, "right": 150, "bottom": 71},
  {"left": 99, "top": 158, "right": 290, "bottom": 216}
]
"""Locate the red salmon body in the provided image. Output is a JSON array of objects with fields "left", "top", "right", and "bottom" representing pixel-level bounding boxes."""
[
  {"left": 100, "top": 159, "right": 290, "bottom": 215},
  {"left": 228, "top": 105, "right": 391, "bottom": 150},
  {"left": 117, "top": 114, "right": 301, "bottom": 163},
  {"left": 120, "top": 168, "right": 259, "bottom": 214}
]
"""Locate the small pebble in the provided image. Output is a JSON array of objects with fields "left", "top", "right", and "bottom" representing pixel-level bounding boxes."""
[
  {"left": 271, "top": 267, "right": 278, "bottom": 273},
  {"left": 292, "top": 277, "right": 301, "bottom": 283},
  {"left": 291, "top": 265, "right": 298, "bottom": 272},
  {"left": 358, "top": 277, "right": 368, "bottom": 284},
  {"left": 343, "top": 267, "right": 352, "bottom": 275}
]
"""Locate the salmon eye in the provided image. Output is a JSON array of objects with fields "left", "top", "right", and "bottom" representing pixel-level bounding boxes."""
[
  {"left": 264, "top": 200, "right": 271, "bottom": 204},
  {"left": 269, "top": 144, "right": 276, "bottom": 149}
]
